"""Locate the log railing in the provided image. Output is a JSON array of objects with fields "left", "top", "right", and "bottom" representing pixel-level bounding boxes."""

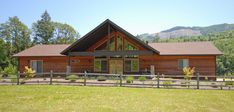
[{"left": 0, "top": 71, "right": 233, "bottom": 90}]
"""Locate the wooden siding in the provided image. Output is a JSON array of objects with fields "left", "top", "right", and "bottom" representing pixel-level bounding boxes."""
[
  {"left": 139, "top": 55, "right": 216, "bottom": 76},
  {"left": 19, "top": 55, "right": 217, "bottom": 76},
  {"left": 18, "top": 56, "right": 93, "bottom": 73}
]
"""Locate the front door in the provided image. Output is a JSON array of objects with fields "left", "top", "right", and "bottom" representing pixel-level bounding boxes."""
[{"left": 109, "top": 59, "right": 123, "bottom": 74}]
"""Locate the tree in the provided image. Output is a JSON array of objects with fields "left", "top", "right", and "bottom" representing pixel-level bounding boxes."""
[
  {"left": 52, "top": 22, "right": 79, "bottom": 44},
  {"left": 153, "top": 35, "right": 160, "bottom": 42},
  {"left": 0, "top": 39, "right": 9, "bottom": 68},
  {"left": 0, "top": 16, "right": 31, "bottom": 65},
  {"left": 0, "top": 16, "right": 31, "bottom": 53},
  {"left": 32, "top": 10, "right": 54, "bottom": 44}
]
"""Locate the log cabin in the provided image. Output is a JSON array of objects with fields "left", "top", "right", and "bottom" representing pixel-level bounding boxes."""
[{"left": 14, "top": 19, "right": 222, "bottom": 77}]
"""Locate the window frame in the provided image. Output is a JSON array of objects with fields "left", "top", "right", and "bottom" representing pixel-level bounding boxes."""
[
  {"left": 124, "top": 58, "right": 139, "bottom": 72},
  {"left": 178, "top": 59, "right": 189, "bottom": 69},
  {"left": 116, "top": 35, "right": 123, "bottom": 51},
  {"left": 124, "top": 40, "right": 138, "bottom": 51},
  {"left": 94, "top": 58, "right": 108, "bottom": 72},
  {"left": 30, "top": 60, "right": 43, "bottom": 73}
]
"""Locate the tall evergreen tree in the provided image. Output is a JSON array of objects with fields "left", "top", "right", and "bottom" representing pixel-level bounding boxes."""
[{"left": 32, "top": 10, "right": 54, "bottom": 44}]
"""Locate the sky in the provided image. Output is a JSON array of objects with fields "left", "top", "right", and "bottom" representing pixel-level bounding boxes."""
[{"left": 0, "top": 0, "right": 234, "bottom": 36}]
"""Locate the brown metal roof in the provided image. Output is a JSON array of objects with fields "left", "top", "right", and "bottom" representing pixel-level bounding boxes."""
[
  {"left": 14, "top": 41, "right": 222, "bottom": 57},
  {"left": 149, "top": 41, "right": 223, "bottom": 55},
  {"left": 13, "top": 44, "right": 70, "bottom": 57}
]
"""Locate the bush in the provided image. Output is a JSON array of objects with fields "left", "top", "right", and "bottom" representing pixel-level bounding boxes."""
[
  {"left": 138, "top": 76, "right": 146, "bottom": 82},
  {"left": 97, "top": 76, "right": 107, "bottom": 81},
  {"left": 23, "top": 66, "right": 35, "bottom": 80},
  {"left": 225, "top": 81, "right": 234, "bottom": 86},
  {"left": 66, "top": 74, "right": 79, "bottom": 82},
  {"left": 163, "top": 81, "right": 172, "bottom": 88},
  {"left": 183, "top": 67, "right": 195, "bottom": 80},
  {"left": 211, "top": 82, "right": 218, "bottom": 88},
  {"left": 126, "top": 76, "right": 134, "bottom": 83},
  {"left": 3, "top": 64, "right": 17, "bottom": 76}
]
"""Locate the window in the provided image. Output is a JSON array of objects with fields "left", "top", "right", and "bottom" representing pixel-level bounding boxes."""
[
  {"left": 109, "top": 36, "right": 115, "bottom": 51},
  {"left": 94, "top": 59, "right": 107, "bottom": 72},
  {"left": 124, "top": 41, "right": 137, "bottom": 50},
  {"left": 117, "top": 36, "right": 123, "bottom": 51},
  {"left": 31, "top": 60, "right": 43, "bottom": 73},
  {"left": 124, "top": 59, "right": 139, "bottom": 72},
  {"left": 178, "top": 59, "right": 189, "bottom": 69}
]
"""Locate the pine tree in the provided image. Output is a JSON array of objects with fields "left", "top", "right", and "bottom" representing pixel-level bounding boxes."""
[{"left": 32, "top": 10, "right": 54, "bottom": 44}]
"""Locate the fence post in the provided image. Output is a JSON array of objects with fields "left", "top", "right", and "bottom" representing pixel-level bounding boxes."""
[
  {"left": 84, "top": 71, "right": 87, "bottom": 86},
  {"left": 196, "top": 73, "right": 200, "bottom": 89},
  {"left": 157, "top": 72, "right": 160, "bottom": 88},
  {"left": 50, "top": 70, "right": 53, "bottom": 85},
  {"left": 120, "top": 73, "right": 122, "bottom": 87},
  {"left": 221, "top": 76, "right": 225, "bottom": 90},
  {"left": 17, "top": 71, "right": 20, "bottom": 85}
]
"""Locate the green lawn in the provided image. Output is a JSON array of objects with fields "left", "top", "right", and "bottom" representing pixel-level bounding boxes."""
[{"left": 0, "top": 86, "right": 233, "bottom": 112}]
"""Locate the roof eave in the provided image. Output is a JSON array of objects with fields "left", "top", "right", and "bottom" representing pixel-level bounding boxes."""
[{"left": 159, "top": 53, "right": 223, "bottom": 56}]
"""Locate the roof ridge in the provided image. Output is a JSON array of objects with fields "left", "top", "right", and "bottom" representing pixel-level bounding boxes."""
[{"left": 149, "top": 41, "right": 212, "bottom": 44}]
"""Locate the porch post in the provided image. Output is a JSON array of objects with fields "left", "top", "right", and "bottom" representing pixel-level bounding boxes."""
[{"left": 66, "top": 54, "right": 71, "bottom": 76}]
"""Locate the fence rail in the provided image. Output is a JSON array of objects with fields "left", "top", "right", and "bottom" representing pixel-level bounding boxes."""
[{"left": 0, "top": 70, "right": 233, "bottom": 90}]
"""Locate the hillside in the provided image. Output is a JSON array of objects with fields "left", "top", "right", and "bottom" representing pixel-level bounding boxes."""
[{"left": 137, "top": 23, "right": 234, "bottom": 42}]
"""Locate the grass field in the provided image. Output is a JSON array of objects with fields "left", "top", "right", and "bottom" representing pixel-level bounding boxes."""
[{"left": 0, "top": 86, "right": 233, "bottom": 112}]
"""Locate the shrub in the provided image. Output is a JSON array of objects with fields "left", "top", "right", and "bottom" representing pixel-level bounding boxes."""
[
  {"left": 126, "top": 76, "right": 134, "bottom": 83},
  {"left": 138, "top": 76, "right": 146, "bottom": 82},
  {"left": 163, "top": 81, "right": 172, "bottom": 88},
  {"left": 20, "top": 66, "right": 36, "bottom": 84},
  {"left": 183, "top": 67, "right": 195, "bottom": 88},
  {"left": 225, "top": 81, "right": 234, "bottom": 86},
  {"left": 3, "top": 64, "right": 17, "bottom": 76},
  {"left": 66, "top": 74, "right": 79, "bottom": 82},
  {"left": 183, "top": 67, "right": 195, "bottom": 80},
  {"left": 97, "top": 76, "right": 107, "bottom": 81},
  {"left": 23, "top": 66, "right": 36, "bottom": 80},
  {"left": 211, "top": 82, "right": 218, "bottom": 88}
]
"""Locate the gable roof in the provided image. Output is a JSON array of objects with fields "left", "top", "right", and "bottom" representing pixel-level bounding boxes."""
[
  {"left": 13, "top": 44, "right": 69, "bottom": 57},
  {"left": 14, "top": 41, "right": 222, "bottom": 57},
  {"left": 149, "top": 41, "right": 223, "bottom": 55},
  {"left": 61, "top": 19, "right": 159, "bottom": 55}
]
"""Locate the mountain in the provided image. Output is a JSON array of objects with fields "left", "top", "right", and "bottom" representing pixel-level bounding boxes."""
[{"left": 137, "top": 23, "right": 234, "bottom": 42}]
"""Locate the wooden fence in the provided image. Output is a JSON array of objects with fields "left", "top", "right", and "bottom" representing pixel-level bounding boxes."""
[{"left": 0, "top": 71, "right": 233, "bottom": 90}]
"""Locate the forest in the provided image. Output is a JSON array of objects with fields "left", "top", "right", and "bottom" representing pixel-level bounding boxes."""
[{"left": 0, "top": 11, "right": 80, "bottom": 70}]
